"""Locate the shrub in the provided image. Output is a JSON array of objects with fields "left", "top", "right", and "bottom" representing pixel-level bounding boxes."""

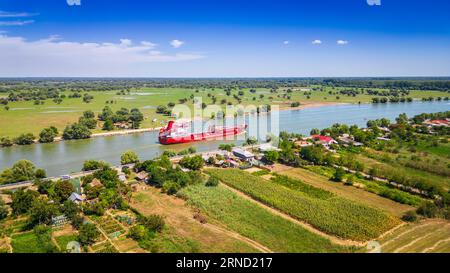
[
  {"left": 15, "top": 133, "right": 35, "bottom": 145},
  {"left": 140, "top": 215, "right": 165, "bottom": 233},
  {"left": 179, "top": 155, "right": 204, "bottom": 170},
  {"left": 402, "top": 211, "right": 418, "bottom": 222},
  {"left": 417, "top": 202, "right": 438, "bottom": 218},
  {"left": 78, "top": 223, "right": 100, "bottom": 246},
  {"left": 331, "top": 167, "right": 346, "bottom": 182},
  {"left": 205, "top": 176, "right": 219, "bottom": 187}
]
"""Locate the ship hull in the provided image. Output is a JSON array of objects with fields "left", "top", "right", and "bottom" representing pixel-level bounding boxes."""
[{"left": 159, "top": 126, "right": 246, "bottom": 145}]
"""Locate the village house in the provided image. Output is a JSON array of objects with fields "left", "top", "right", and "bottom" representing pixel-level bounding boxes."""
[
  {"left": 423, "top": 119, "right": 449, "bottom": 127},
  {"left": 69, "top": 192, "right": 85, "bottom": 204},
  {"left": 232, "top": 147, "right": 255, "bottom": 162},
  {"left": 135, "top": 171, "right": 149, "bottom": 182},
  {"left": 91, "top": 178, "right": 103, "bottom": 188},
  {"left": 311, "top": 135, "right": 338, "bottom": 146}
]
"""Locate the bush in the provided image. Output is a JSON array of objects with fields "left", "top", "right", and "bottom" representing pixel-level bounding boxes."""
[
  {"left": 417, "top": 202, "right": 438, "bottom": 218},
  {"left": 15, "top": 133, "right": 35, "bottom": 145},
  {"left": 402, "top": 211, "right": 418, "bottom": 222},
  {"left": 140, "top": 215, "right": 165, "bottom": 233},
  {"left": 78, "top": 223, "right": 100, "bottom": 246},
  {"left": 205, "top": 176, "right": 219, "bottom": 187},
  {"left": 63, "top": 123, "right": 91, "bottom": 140},
  {"left": 39, "top": 127, "right": 58, "bottom": 143},
  {"left": 331, "top": 167, "right": 346, "bottom": 182},
  {"left": 179, "top": 155, "right": 204, "bottom": 170},
  {"left": 120, "top": 150, "right": 140, "bottom": 165}
]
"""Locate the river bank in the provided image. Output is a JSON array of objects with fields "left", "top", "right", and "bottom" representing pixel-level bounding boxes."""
[
  {"left": 1, "top": 101, "right": 345, "bottom": 149},
  {"left": 2, "top": 100, "right": 448, "bottom": 176}
]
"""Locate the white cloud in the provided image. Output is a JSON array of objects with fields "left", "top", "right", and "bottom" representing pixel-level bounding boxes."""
[
  {"left": 0, "top": 20, "right": 34, "bottom": 26},
  {"left": 119, "top": 38, "right": 132, "bottom": 46},
  {"left": 312, "top": 40, "right": 322, "bottom": 45},
  {"left": 141, "top": 41, "right": 157, "bottom": 48},
  {"left": 283, "top": 40, "right": 290, "bottom": 45},
  {"left": 0, "top": 35, "right": 205, "bottom": 76},
  {"left": 337, "top": 40, "right": 349, "bottom": 45},
  {"left": 170, "top": 39, "right": 184, "bottom": 48},
  {"left": 0, "top": 11, "right": 38, "bottom": 18}
]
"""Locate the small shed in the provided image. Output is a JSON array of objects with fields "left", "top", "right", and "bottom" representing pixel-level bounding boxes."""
[
  {"left": 69, "top": 192, "right": 85, "bottom": 204},
  {"left": 91, "top": 178, "right": 103, "bottom": 188},
  {"left": 135, "top": 171, "right": 149, "bottom": 182},
  {"left": 232, "top": 148, "right": 255, "bottom": 161}
]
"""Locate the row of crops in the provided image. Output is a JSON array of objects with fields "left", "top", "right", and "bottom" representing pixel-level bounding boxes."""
[{"left": 206, "top": 168, "right": 400, "bottom": 241}]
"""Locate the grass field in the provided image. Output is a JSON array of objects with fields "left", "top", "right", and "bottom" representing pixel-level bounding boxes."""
[
  {"left": 206, "top": 168, "right": 401, "bottom": 241},
  {"left": 379, "top": 219, "right": 450, "bottom": 253},
  {"left": 131, "top": 186, "right": 260, "bottom": 253},
  {"left": 274, "top": 166, "right": 417, "bottom": 216},
  {"left": 354, "top": 153, "right": 450, "bottom": 191},
  {"left": 1, "top": 86, "right": 448, "bottom": 138},
  {"left": 178, "top": 183, "right": 351, "bottom": 253},
  {"left": 54, "top": 234, "right": 78, "bottom": 252},
  {"left": 11, "top": 232, "right": 55, "bottom": 253},
  {"left": 303, "top": 165, "right": 424, "bottom": 207}
]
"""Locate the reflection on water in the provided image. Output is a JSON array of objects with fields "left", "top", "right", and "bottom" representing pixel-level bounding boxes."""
[{"left": 1, "top": 101, "right": 449, "bottom": 176}]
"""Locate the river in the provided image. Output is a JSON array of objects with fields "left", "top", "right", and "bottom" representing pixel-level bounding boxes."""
[{"left": 1, "top": 101, "right": 448, "bottom": 176}]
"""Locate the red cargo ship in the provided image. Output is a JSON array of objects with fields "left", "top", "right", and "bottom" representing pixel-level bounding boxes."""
[{"left": 159, "top": 120, "right": 247, "bottom": 145}]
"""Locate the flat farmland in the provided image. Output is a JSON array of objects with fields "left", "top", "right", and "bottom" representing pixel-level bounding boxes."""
[
  {"left": 379, "top": 219, "right": 450, "bottom": 253},
  {"left": 178, "top": 183, "right": 351, "bottom": 253},
  {"left": 206, "top": 168, "right": 401, "bottom": 242},
  {"left": 275, "top": 166, "right": 415, "bottom": 217},
  {"left": 130, "top": 186, "right": 261, "bottom": 253}
]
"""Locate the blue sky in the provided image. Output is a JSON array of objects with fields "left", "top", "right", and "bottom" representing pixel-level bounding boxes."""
[{"left": 0, "top": 0, "right": 449, "bottom": 77}]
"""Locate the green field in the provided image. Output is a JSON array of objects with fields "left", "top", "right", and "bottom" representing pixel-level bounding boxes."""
[
  {"left": 178, "top": 183, "right": 350, "bottom": 253},
  {"left": 206, "top": 168, "right": 400, "bottom": 241},
  {"left": 1, "top": 86, "right": 448, "bottom": 138},
  {"left": 11, "top": 232, "right": 56, "bottom": 253},
  {"left": 354, "top": 153, "right": 450, "bottom": 192}
]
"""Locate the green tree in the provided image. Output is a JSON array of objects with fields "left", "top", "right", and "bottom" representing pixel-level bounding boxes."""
[
  {"left": 0, "top": 198, "right": 8, "bottom": 220},
  {"left": 14, "top": 133, "right": 35, "bottom": 145},
  {"left": 264, "top": 150, "right": 279, "bottom": 164},
  {"left": 310, "top": 128, "right": 320, "bottom": 135},
  {"left": 33, "top": 225, "right": 58, "bottom": 253},
  {"left": 28, "top": 199, "right": 59, "bottom": 226},
  {"left": 78, "top": 223, "right": 100, "bottom": 246},
  {"left": 11, "top": 189, "right": 38, "bottom": 215},
  {"left": 0, "top": 137, "right": 13, "bottom": 147},
  {"left": 102, "top": 119, "right": 115, "bottom": 131},
  {"left": 54, "top": 180, "right": 75, "bottom": 201},
  {"left": 63, "top": 123, "right": 92, "bottom": 140},
  {"left": 0, "top": 160, "right": 37, "bottom": 183},
  {"left": 179, "top": 155, "right": 204, "bottom": 171},
  {"left": 35, "top": 169, "right": 47, "bottom": 179},
  {"left": 39, "top": 127, "right": 58, "bottom": 143},
  {"left": 121, "top": 150, "right": 140, "bottom": 165},
  {"left": 205, "top": 175, "right": 219, "bottom": 187},
  {"left": 331, "top": 167, "right": 346, "bottom": 182}
]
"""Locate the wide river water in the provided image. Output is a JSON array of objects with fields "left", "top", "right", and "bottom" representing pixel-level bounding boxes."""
[{"left": 1, "top": 101, "right": 448, "bottom": 176}]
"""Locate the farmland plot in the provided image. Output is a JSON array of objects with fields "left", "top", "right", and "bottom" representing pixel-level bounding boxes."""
[{"left": 206, "top": 168, "right": 400, "bottom": 241}]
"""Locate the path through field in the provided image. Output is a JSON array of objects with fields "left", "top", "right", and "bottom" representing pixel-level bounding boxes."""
[
  {"left": 273, "top": 165, "right": 414, "bottom": 217},
  {"left": 378, "top": 219, "right": 450, "bottom": 253},
  {"left": 131, "top": 186, "right": 270, "bottom": 253},
  {"left": 219, "top": 183, "right": 365, "bottom": 247}
]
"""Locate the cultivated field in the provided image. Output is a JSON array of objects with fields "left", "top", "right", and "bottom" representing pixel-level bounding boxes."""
[
  {"left": 206, "top": 168, "right": 401, "bottom": 241},
  {"left": 178, "top": 183, "right": 351, "bottom": 253},
  {"left": 272, "top": 166, "right": 415, "bottom": 217},
  {"left": 379, "top": 219, "right": 450, "bottom": 253},
  {"left": 130, "top": 186, "right": 261, "bottom": 253}
]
